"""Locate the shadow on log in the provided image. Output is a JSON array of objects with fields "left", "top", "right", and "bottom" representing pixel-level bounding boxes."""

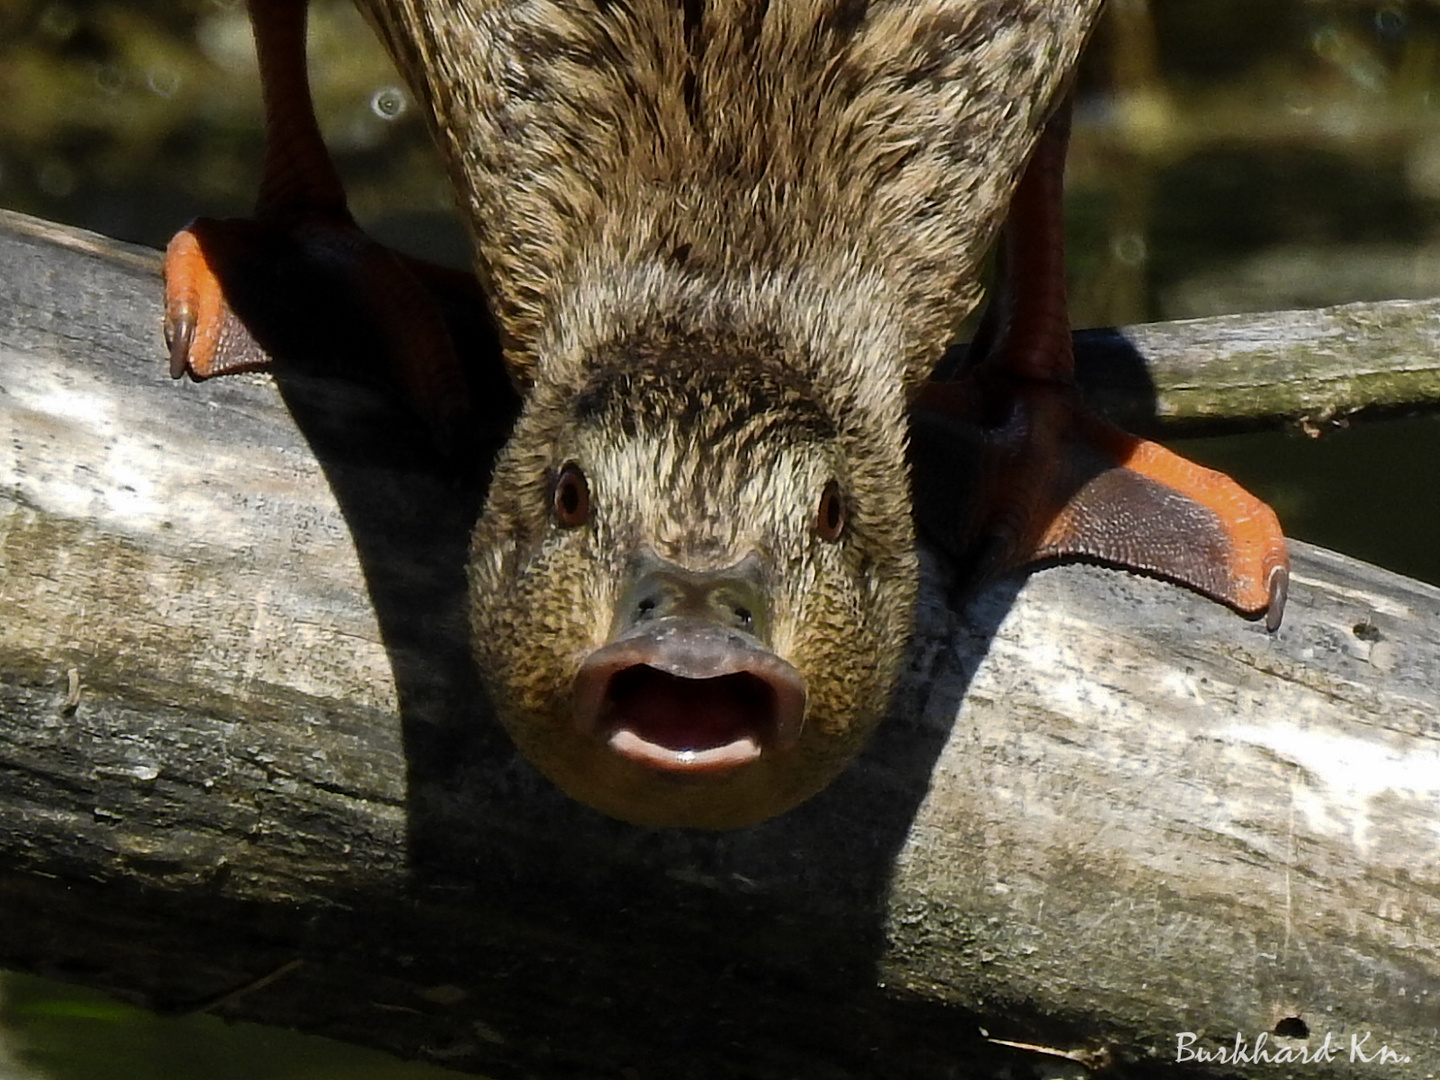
[{"left": 1, "top": 209, "right": 1438, "bottom": 1078}]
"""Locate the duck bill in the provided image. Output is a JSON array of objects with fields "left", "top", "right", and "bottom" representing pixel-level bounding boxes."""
[{"left": 571, "top": 618, "right": 808, "bottom": 776}]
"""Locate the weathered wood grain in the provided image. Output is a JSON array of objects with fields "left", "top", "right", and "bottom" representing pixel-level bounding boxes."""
[
  {"left": 1070, "top": 307, "right": 1440, "bottom": 434},
  {"left": 1, "top": 208, "right": 1438, "bottom": 1078}
]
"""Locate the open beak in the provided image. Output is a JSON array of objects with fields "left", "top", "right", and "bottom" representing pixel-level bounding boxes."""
[{"left": 570, "top": 552, "right": 807, "bottom": 775}]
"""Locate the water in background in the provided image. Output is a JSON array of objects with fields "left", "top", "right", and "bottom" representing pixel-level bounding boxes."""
[
  {"left": 1, "top": 1, "right": 1437, "bottom": 1077},
  {"left": 0, "top": 971, "right": 452, "bottom": 1080},
  {"left": 1068, "top": 0, "right": 1440, "bottom": 588}
]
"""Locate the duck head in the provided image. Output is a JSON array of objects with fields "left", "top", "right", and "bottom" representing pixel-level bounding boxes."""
[
  {"left": 468, "top": 330, "right": 917, "bottom": 829},
  {"left": 364, "top": 0, "right": 1104, "bottom": 826}
]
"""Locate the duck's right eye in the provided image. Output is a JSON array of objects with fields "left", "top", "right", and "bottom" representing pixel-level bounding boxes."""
[
  {"left": 813, "top": 480, "right": 846, "bottom": 542},
  {"left": 552, "top": 463, "right": 591, "bottom": 527}
]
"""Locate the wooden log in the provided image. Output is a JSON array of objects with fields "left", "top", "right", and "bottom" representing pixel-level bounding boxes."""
[
  {"left": 1070, "top": 309, "right": 1440, "bottom": 435},
  {"left": 1, "top": 207, "right": 1437, "bottom": 1078},
  {"left": 935, "top": 310, "right": 1440, "bottom": 437}
]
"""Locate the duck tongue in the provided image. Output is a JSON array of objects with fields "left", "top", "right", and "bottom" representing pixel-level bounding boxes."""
[{"left": 572, "top": 619, "right": 807, "bottom": 774}]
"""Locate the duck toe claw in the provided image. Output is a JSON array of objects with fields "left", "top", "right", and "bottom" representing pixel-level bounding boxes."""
[
  {"left": 163, "top": 219, "right": 274, "bottom": 381},
  {"left": 1265, "top": 563, "right": 1289, "bottom": 632}
]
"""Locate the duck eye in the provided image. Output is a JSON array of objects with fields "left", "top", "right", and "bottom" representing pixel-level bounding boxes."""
[
  {"left": 814, "top": 480, "right": 846, "bottom": 542},
  {"left": 552, "top": 463, "right": 591, "bottom": 527}
]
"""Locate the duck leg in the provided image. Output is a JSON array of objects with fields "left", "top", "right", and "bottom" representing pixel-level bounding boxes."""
[
  {"left": 912, "top": 103, "right": 1289, "bottom": 630},
  {"left": 163, "top": 0, "right": 474, "bottom": 441}
]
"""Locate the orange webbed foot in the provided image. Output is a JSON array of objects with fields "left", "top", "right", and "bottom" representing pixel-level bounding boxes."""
[
  {"left": 912, "top": 98, "right": 1288, "bottom": 630},
  {"left": 913, "top": 374, "right": 1290, "bottom": 630},
  {"left": 163, "top": 213, "right": 475, "bottom": 446},
  {"left": 1053, "top": 413, "right": 1289, "bottom": 630}
]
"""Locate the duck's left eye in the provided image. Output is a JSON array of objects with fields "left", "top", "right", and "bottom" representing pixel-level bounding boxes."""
[
  {"left": 814, "top": 480, "right": 846, "bottom": 542},
  {"left": 553, "top": 463, "right": 591, "bottom": 527}
]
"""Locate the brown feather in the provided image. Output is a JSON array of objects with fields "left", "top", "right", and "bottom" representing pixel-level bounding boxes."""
[
  {"left": 350, "top": 0, "right": 1104, "bottom": 826},
  {"left": 360, "top": 0, "right": 1102, "bottom": 395}
]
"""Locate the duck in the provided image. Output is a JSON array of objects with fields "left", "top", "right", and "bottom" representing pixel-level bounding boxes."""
[{"left": 164, "top": 0, "right": 1289, "bottom": 829}]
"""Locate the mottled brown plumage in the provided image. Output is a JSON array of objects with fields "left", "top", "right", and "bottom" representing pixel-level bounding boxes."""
[
  {"left": 164, "top": 0, "right": 1121, "bottom": 828},
  {"left": 342, "top": 0, "right": 1106, "bottom": 826},
  {"left": 362, "top": 0, "right": 1100, "bottom": 394}
]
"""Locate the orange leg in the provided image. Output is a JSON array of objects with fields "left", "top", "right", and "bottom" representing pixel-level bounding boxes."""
[
  {"left": 913, "top": 103, "right": 1289, "bottom": 630},
  {"left": 163, "top": 0, "right": 473, "bottom": 442}
]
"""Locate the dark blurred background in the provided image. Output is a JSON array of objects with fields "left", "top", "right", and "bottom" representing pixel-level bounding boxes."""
[{"left": 1, "top": 0, "right": 1438, "bottom": 1076}]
